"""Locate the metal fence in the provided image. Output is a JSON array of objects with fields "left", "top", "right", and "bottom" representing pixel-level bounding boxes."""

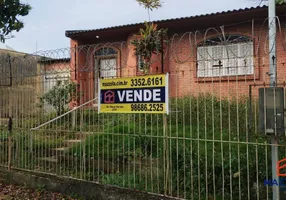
[{"left": 1, "top": 18, "right": 286, "bottom": 200}]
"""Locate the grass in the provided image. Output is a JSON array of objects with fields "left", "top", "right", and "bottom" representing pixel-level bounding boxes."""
[
  {"left": 66, "top": 122, "right": 274, "bottom": 199},
  {"left": 100, "top": 172, "right": 163, "bottom": 193},
  {"left": 64, "top": 94, "right": 278, "bottom": 199}
]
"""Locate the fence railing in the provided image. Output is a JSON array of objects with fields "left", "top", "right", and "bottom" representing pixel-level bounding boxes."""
[
  {"left": 31, "top": 97, "right": 98, "bottom": 131},
  {"left": 1, "top": 71, "right": 285, "bottom": 200}
]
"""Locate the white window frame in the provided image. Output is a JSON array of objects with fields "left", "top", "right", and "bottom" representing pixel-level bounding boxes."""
[
  {"left": 197, "top": 41, "right": 254, "bottom": 77},
  {"left": 94, "top": 48, "right": 118, "bottom": 79}
]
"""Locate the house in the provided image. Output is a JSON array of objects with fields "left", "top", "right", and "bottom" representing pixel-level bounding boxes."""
[
  {"left": 65, "top": 4, "right": 286, "bottom": 105},
  {"left": 0, "top": 48, "right": 40, "bottom": 118},
  {"left": 0, "top": 48, "right": 71, "bottom": 118}
]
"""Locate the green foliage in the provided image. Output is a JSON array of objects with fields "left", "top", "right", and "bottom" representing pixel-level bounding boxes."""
[
  {"left": 168, "top": 94, "right": 256, "bottom": 137},
  {"left": 276, "top": 0, "right": 285, "bottom": 4},
  {"left": 131, "top": 22, "right": 168, "bottom": 74},
  {"left": 136, "top": 0, "right": 162, "bottom": 11},
  {"left": 68, "top": 124, "right": 165, "bottom": 160},
  {"left": 38, "top": 81, "right": 77, "bottom": 116},
  {"left": 168, "top": 134, "right": 272, "bottom": 199},
  {"left": 36, "top": 184, "right": 45, "bottom": 193},
  {"left": 0, "top": 0, "right": 31, "bottom": 42},
  {"left": 101, "top": 172, "right": 164, "bottom": 193},
  {"left": 66, "top": 94, "right": 274, "bottom": 198}
]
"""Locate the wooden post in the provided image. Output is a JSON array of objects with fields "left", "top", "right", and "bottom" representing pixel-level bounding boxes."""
[
  {"left": 8, "top": 117, "right": 12, "bottom": 170},
  {"left": 72, "top": 109, "right": 76, "bottom": 129}
]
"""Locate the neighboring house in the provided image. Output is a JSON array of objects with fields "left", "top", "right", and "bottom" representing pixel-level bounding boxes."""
[
  {"left": 0, "top": 48, "right": 70, "bottom": 117},
  {"left": 65, "top": 4, "right": 286, "bottom": 104},
  {"left": 0, "top": 49, "right": 39, "bottom": 118}
]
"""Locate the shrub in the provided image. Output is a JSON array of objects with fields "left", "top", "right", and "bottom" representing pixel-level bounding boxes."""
[{"left": 38, "top": 81, "right": 77, "bottom": 116}]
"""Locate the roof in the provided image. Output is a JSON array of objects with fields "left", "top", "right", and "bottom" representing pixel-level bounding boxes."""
[
  {"left": 65, "top": 4, "right": 286, "bottom": 39},
  {"left": 38, "top": 58, "right": 70, "bottom": 64},
  {"left": 0, "top": 48, "right": 30, "bottom": 57}
]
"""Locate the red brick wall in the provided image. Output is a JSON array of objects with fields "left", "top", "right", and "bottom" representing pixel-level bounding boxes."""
[{"left": 71, "top": 19, "right": 286, "bottom": 101}]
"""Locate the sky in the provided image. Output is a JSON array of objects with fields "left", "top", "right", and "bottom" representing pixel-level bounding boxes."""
[{"left": 0, "top": 0, "right": 258, "bottom": 54}]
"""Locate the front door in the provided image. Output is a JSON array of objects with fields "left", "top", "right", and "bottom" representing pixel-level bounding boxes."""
[{"left": 94, "top": 57, "right": 117, "bottom": 101}]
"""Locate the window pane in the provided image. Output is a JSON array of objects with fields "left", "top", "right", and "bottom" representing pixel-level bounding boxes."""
[
  {"left": 212, "top": 46, "right": 223, "bottom": 76},
  {"left": 239, "top": 42, "right": 253, "bottom": 75},
  {"left": 197, "top": 47, "right": 209, "bottom": 77},
  {"left": 100, "top": 58, "right": 116, "bottom": 78},
  {"left": 226, "top": 44, "right": 239, "bottom": 76}
]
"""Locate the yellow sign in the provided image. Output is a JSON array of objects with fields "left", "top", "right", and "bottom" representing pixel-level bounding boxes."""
[{"left": 98, "top": 74, "right": 169, "bottom": 114}]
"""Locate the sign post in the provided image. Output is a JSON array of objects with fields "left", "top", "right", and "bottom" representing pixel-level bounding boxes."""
[
  {"left": 268, "top": 0, "right": 279, "bottom": 199},
  {"left": 98, "top": 73, "right": 170, "bottom": 193}
]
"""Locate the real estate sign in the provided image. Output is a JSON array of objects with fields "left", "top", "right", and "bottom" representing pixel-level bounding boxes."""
[{"left": 98, "top": 74, "right": 169, "bottom": 114}]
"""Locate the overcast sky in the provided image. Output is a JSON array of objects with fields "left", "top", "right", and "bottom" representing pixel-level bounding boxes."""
[{"left": 0, "top": 0, "right": 257, "bottom": 54}]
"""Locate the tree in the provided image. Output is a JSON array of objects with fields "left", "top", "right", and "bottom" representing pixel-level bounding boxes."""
[
  {"left": 252, "top": 0, "right": 285, "bottom": 5},
  {"left": 131, "top": 22, "right": 167, "bottom": 74},
  {"left": 136, "top": 0, "right": 162, "bottom": 21},
  {"left": 38, "top": 81, "right": 78, "bottom": 116},
  {"left": 132, "top": 0, "right": 167, "bottom": 74},
  {"left": 0, "top": 0, "right": 31, "bottom": 42}
]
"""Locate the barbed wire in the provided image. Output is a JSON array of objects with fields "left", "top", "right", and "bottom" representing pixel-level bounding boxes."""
[{"left": 0, "top": 16, "right": 286, "bottom": 82}]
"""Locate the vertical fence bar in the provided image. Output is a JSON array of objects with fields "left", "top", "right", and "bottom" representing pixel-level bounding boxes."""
[
  {"left": 8, "top": 117, "right": 12, "bottom": 170},
  {"left": 163, "top": 114, "right": 169, "bottom": 195}
]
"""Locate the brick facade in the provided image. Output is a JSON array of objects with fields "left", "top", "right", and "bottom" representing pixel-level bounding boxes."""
[{"left": 66, "top": 5, "right": 286, "bottom": 101}]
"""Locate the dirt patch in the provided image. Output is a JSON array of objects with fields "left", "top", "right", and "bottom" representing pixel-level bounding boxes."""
[{"left": 0, "top": 182, "right": 83, "bottom": 200}]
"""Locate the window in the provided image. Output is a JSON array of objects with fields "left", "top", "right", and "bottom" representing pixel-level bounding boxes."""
[
  {"left": 94, "top": 48, "right": 117, "bottom": 79},
  {"left": 94, "top": 48, "right": 118, "bottom": 100},
  {"left": 197, "top": 35, "right": 253, "bottom": 77},
  {"left": 99, "top": 58, "right": 117, "bottom": 78}
]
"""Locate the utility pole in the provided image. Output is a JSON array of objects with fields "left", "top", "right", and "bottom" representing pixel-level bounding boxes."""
[{"left": 268, "top": 0, "right": 279, "bottom": 199}]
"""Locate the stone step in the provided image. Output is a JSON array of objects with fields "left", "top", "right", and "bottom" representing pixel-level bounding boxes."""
[
  {"left": 74, "top": 132, "right": 93, "bottom": 140},
  {"left": 52, "top": 147, "right": 69, "bottom": 156},
  {"left": 64, "top": 139, "right": 82, "bottom": 147},
  {"left": 38, "top": 156, "right": 58, "bottom": 163},
  {"left": 54, "top": 147, "right": 69, "bottom": 151},
  {"left": 0, "top": 118, "right": 8, "bottom": 126}
]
